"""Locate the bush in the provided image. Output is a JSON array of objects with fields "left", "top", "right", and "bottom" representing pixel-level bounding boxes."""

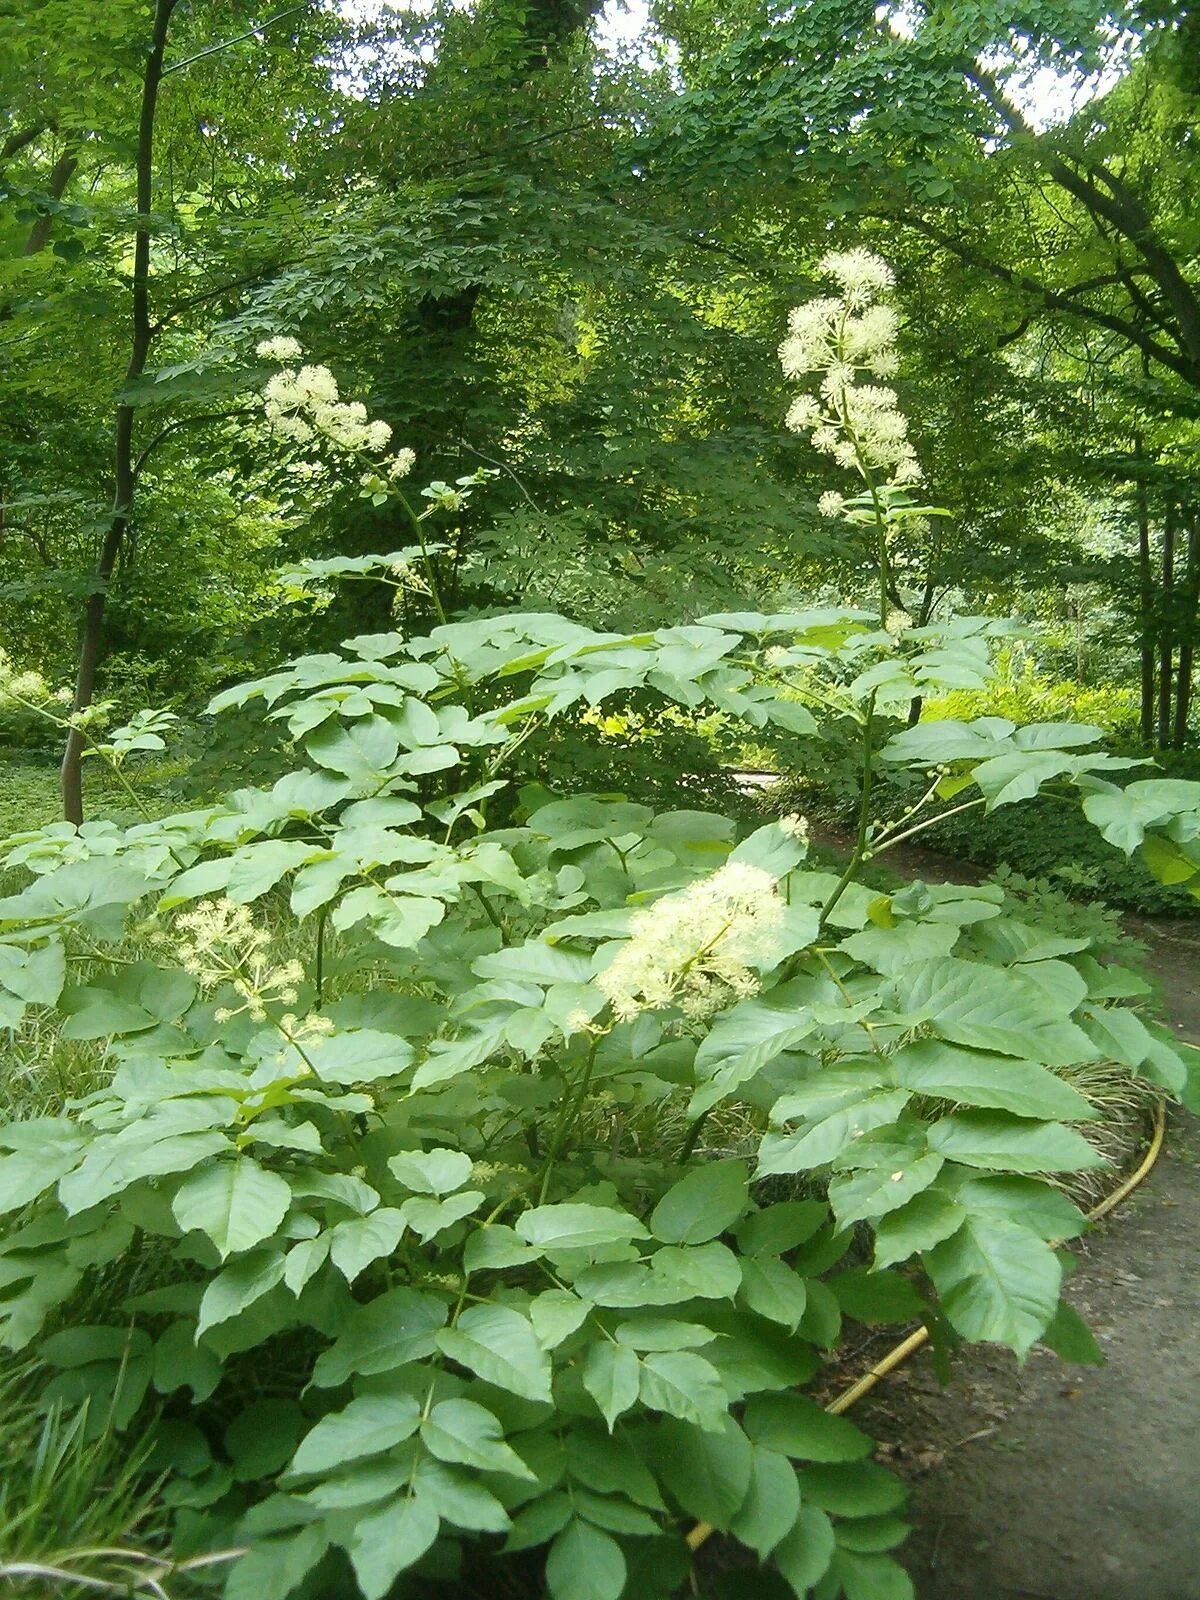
[
  {"left": 2, "top": 264, "right": 1196, "bottom": 1600},
  {"left": 0, "top": 604, "right": 1194, "bottom": 1600}
]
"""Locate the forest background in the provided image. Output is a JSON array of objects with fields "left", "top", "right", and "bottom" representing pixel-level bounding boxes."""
[
  {"left": 2, "top": 8, "right": 1200, "bottom": 1600},
  {"left": 1, "top": 0, "right": 1198, "bottom": 894}
]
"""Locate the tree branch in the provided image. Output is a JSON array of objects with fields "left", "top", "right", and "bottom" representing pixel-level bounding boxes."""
[
  {"left": 881, "top": 210, "right": 1199, "bottom": 384},
  {"left": 162, "top": 3, "right": 308, "bottom": 76}
]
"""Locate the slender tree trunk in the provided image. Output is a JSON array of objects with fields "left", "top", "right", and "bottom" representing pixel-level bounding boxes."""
[
  {"left": 1135, "top": 451, "right": 1155, "bottom": 746},
  {"left": 60, "top": 0, "right": 176, "bottom": 824},
  {"left": 22, "top": 145, "right": 79, "bottom": 256},
  {"left": 1157, "top": 500, "right": 1177, "bottom": 750},
  {"left": 1174, "top": 509, "right": 1200, "bottom": 748}
]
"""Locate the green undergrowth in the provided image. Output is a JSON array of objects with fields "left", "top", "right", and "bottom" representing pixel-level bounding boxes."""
[
  {"left": 0, "top": 754, "right": 179, "bottom": 844},
  {"left": 770, "top": 765, "right": 1200, "bottom": 918}
]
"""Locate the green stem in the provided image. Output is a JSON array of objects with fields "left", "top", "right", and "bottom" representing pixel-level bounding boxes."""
[
  {"left": 678, "top": 1109, "right": 711, "bottom": 1163},
  {"left": 871, "top": 795, "right": 986, "bottom": 853},
  {"left": 819, "top": 688, "right": 877, "bottom": 932},
  {"left": 395, "top": 490, "right": 448, "bottom": 626},
  {"left": 537, "top": 1038, "right": 600, "bottom": 1204},
  {"left": 314, "top": 907, "right": 327, "bottom": 1004}
]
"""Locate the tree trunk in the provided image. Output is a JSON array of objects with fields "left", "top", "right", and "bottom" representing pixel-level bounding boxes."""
[
  {"left": 22, "top": 145, "right": 79, "bottom": 256},
  {"left": 1174, "top": 509, "right": 1200, "bottom": 748},
  {"left": 60, "top": 0, "right": 177, "bottom": 824},
  {"left": 1135, "top": 451, "right": 1155, "bottom": 746},
  {"left": 1157, "top": 500, "right": 1177, "bottom": 750}
]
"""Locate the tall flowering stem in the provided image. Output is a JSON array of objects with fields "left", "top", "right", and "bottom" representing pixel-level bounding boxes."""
[
  {"left": 780, "top": 249, "right": 924, "bottom": 925},
  {"left": 780, "top": 250, "right": 922, "bottom": 624}
]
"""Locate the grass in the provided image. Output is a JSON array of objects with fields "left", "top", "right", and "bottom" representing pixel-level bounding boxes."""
[{"left": 0, "top": 1364, "right": 184, "bottom": 1600}]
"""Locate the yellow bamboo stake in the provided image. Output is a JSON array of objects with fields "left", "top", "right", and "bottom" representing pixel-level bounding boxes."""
[{"left": 685, "top": 1097, "right": 1170, "bottom": 1554}]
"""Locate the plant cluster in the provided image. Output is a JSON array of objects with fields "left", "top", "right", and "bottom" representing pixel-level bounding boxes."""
[{"left": 0, "top": 256, "right": 1197, "bottom": 1600}]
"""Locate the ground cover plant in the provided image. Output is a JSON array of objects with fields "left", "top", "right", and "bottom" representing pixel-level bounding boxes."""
[{"left": 1, "top": 254, "right": 1198, "bottom": 1600}]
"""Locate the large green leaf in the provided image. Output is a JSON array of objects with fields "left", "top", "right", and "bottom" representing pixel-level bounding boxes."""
[
  {"left": 346, "top": 1493, "right": 440, "bottom": 1600},
  {"left": 329, "top": 1209, "right": 408, "bottom": 1282},
  {"left": 305, "top": 715, "right": 401, "bottom": 779},
  {"left": 650, "top": 1159, "right": 749, "bottom": 1244},
  {"left": 311, "top": 1288, "right": 448, "bottom": 1386},
  {"left": 743, "top": 1393, "right": 871, "bottom": 1463},
  {"left": 926, "top": 1215, "right": 1062, "bottom": 1356},
  {"left": 729, "top": 1445, "right": 801, "bottom": 1558},
  {"left": 545, "top": 1519, "right": 627, "bottom": 1600},
  {"left": 737, "top": 1256, "right": 809, "bottom": 1329},
  {"left": 638, "top": 1351, "right": 729, "bottom": 1431},
  {"left": 581, "top": 1342, "right": 642, "bottom": 1431},
  {"left": 290, "top": 1395, "right": 420, "bottom": 1476},
  {"left": 172, "top": 1158, "right": 292, "bottom": 1259},
  {"left": 927, "top": 1112, "right": 1105, "bottom": 1173},
  {"left": 515, "top": 1203, "right": 649, "bottom": 1253},
  {"left": 689, "top": 980, "right": 823, "bottom": 1115},
  {"left": 437, "top": 1305, "right": 552, "bottom": 1403},
  {"left": 891, "top": 1040, "right": 1095, "bottom": 1121},
  {"left": 888, "top": 958, "right": 1097, "bottom": 1066},
  {"left": 828, "top": 1153, "right": 944, "bottom": 1227},
  {"left": 1082, "top": 779, "right": 1200, "bottom": 854},
  {"left": 872, "top": 1190, "right": 966, "bottom": 1269},
  {"left": 758, "top": 1090, "right": 911, "bottom": 1177},
  {"left": 421, "top": 1398, "right": 536, "bottom": 1479},
  {"left": 800, "top": 1461, "right": 908, "bottom": 1518},
  {"left": 773, "top": 1504, "right": 837, "bottom": 1596},
  {"left": 653, "top": 1416, "right": 752, "bottom": 1528}
]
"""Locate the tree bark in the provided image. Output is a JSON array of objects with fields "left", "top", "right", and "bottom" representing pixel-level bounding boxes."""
[
  {"left": 22, "top": 145, "right": 78, "bottom": 256},
  {"left": 1157, "top": 501, "right": 1177, "bottom": 750},
  {"left": 1174, "top": 509, "right": 1200, "bottom": 749},
  {"left": 60, "top": 0, "right": 177, "bottom": 824},
  {"left": 1135, "top": 449, "right": 1155, "bottom": 746}
]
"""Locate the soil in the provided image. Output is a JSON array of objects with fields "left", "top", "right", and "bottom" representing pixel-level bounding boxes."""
[{"left": 825, "top": 832, "right": 1200, "bottom": 1600}]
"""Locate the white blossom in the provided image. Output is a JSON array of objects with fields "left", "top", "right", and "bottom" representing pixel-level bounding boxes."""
[
  {"left": 780, "top": 249, "right": 926, "bottom": 494},
  {"left": 595, "top": 862, "right": 784, "bottom": 1023},
  {"left": 817, "top": 490, "right": 846, "bottom": 518},
  {"left": 819, "top": 248, "right": 895, "bottom": 302},
  {"left": 175, "top": 898, "right": 304, "bottom": 1022},
  {"left": 297, "top": 365, "right": 340, "bottom": 406},
  {"left": 256, "top": 335, "right": 304, "bottom": 361},
  {"left": 778, "top": 813, "right": 810, "bottom": 844},
  {"left": 388, "top": 448, "right": 417, "bottom": 480}
]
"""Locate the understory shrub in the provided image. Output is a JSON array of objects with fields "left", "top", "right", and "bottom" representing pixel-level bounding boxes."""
[{"left": 0, "top": 255, "right": 1198, "bottom": 1600}]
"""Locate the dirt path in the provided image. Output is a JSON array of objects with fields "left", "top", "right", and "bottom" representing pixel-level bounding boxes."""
[{"left": 832, "top": 836, "right": 1200, "bottom": 1600}]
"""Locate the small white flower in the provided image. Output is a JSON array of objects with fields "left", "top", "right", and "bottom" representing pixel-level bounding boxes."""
[
  {"left": 819, "top": 248, "right": 894, "bottom": 301},
  {"left": 256, "top": 335, "right": 303, "bottom": 361},
  {"left": 388, "top": 448, "right": 417, "bottom": 479},
  {"left": 778, "top": 813, "right": 810, "bottom": 844},
  {"left": 817, "top": 490, "right": 846, "bottom": 518}
]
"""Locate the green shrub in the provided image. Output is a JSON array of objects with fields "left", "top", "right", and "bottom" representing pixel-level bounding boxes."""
[
  {"left": 924, "top": 647, "right": 1140, "bottom": 742},
  {"left": 1, "top": 260, "right": 1196, "bottom": 1600},
  {"left": 0, "top": 604, "right": 1193, "bottom": 1600}
]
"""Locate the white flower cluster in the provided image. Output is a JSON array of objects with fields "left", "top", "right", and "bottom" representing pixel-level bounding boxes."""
[
  {"left": 175, "top": 897, "right": 304, "bottom": 1023},
  {"left": 596, "top": 862, "right": 784, "bottom": 1023},
  {"left": 255, "top": 337, "right": 415, "bottom": 478},
  {"left": 780, "top": 250, "right": 921, "bottom": 489},
  {"left": 778, "top": 812, "right": 810, "bottom": 845},
  {"left": 256, "top": 335, "right": 303, "bottom": 362}
]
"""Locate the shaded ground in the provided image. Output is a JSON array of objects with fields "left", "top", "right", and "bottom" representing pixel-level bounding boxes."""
[{"left": 836, "top": 832, "right": 1200, "bottom": 1600}]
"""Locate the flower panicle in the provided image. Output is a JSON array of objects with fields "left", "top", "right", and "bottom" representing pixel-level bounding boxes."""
[
  {"left": 175, "top": 897, "right": 306, "bottom": 1024},
  {"left": 778, "top": 249, "right": 923, "bottom": 496},
  {"left": 255, "top": 337, "right": 415, "bottom": 477},
  {"left": 595, "top": 862, "right": 785, "bottom": 1024}
]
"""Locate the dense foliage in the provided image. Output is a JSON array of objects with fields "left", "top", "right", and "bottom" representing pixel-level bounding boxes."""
[{"left": 2, "top": 4, "right": 1200, "bottom": 1597}]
